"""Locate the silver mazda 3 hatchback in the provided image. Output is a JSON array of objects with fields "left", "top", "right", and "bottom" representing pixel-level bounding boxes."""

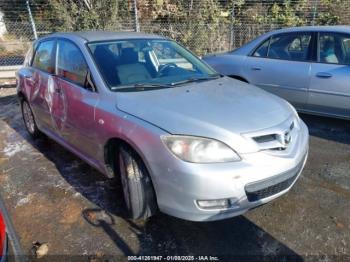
[{"left": 16, "top": 31, "right": 309, "bottom": 221}]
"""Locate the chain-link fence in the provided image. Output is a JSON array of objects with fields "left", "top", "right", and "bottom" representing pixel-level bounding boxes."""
[
  {"left": 0, "top": 21, "right": 282, "bottom": 71},
  {"left": 0, "top": 21, "right": 31, "bottom": 68},
  {"left": 0, "top": 0, "right": 349, "bottom": 73}
]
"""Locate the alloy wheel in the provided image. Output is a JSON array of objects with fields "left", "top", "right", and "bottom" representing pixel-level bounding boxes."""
[{"left": 22, "top": 101, "right": 35, "bottom": 134}]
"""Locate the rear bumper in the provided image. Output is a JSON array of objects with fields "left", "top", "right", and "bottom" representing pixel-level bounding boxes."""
[{"left": 150, "top": 120, "right": 309, "bottom": 221}]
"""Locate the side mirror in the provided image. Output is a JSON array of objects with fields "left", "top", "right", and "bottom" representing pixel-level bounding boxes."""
[
  {"left": 84, "top": 70, "right": 96, "bottom": 92},
  {"left": 19, "top": 68, "right": 33, "bottom": 79}
]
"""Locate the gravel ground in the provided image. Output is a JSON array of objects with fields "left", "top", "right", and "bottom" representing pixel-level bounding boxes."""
[{"left": 0, "top": 87, "right": 349, "bottom": 261}]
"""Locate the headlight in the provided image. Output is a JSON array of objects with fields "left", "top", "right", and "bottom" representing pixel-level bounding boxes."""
[{"left": 161, "top": 135, "right": 241, "bottom": 163}]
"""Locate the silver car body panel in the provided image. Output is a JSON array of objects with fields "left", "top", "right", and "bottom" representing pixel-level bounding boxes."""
[
  {"left": 308, "top": 62, "right": 350, "bottom": 118},
  {"left": 203, "top": 26, "right": 350, "bottom": 119},
  {"left": 116, "top": 77, "right": 294, "bottom": 154},
  {"left": 244, "top": 56, "right": 311, "bottom": 109}
]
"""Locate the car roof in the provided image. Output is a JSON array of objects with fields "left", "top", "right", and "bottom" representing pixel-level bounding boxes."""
[
  {"left": 230, "top": 25, "right": 350, "bottom": 55},
  {"left": 40, "top": 31, "right": 167, "bottom": 43},
  {"left": 270, "top": 25, "right": 350, "bottom": 34}
]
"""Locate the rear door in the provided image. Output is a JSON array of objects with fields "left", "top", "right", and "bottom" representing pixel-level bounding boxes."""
[
  {"left": 307, "top": 32, "right": 350, "bottom": 117},
  {"left": 245, "top": 32, "right": 314, "bottom": 109},
  {"left": 27, "top": 39, "right": 57, "bottom": 131},
  {"left": 55, "top": 39, "right": 100, "bottom": 159}
]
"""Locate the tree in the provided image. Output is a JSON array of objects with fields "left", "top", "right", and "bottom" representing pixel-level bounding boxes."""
[
  {"left": 316, "top": 0, "right": 350, "bottom": 25},
  {"left": 43, "top": 0, "right": 132, "bottom": 31}
]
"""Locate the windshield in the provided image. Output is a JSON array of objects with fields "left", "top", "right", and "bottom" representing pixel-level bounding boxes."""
[{"left": 88, "top": 39, "right": 217, "bottom": 90}]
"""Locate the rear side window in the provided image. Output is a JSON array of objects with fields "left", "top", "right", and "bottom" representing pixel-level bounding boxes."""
[
  {"left": 57, "top": 40, "right": 88, "bottom": 87},
  {"left": 32, "top": 40, "right": 56, "bottom": 73}
]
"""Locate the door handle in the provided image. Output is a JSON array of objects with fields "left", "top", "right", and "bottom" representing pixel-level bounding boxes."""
[
  {"left": 251, "top": 67, "right": 262, "bottom": 71},
  {"left": 55, "top": 88, "right": 62, "bottom": 94},
  {"left": 316, "top": 72, "right": 332, "bottom": 78}
]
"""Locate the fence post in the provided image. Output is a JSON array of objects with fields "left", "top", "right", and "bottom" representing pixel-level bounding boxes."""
[
  {"left": 229, "top": 3, "right": 235, "bottom": 50},
  {"left": 133, "top": 0, "right": 140, "bottom": 32},
  {"left": 26, "top": 0, "right": 37, "bottom": 39},
  {"left": 311, "top": 0, "right": 318, "bottom": 26}
]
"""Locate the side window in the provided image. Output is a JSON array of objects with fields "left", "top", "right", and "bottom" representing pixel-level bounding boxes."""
[
  {"left": 319, "top": 33, "right": 350, "bottom": 65},
  {"left": 267, "top": 33, "right": 311, "bottom": 61},
  {"left": 32, "top": 40, "right": 55, "bottom": 73},
  {"left": 253, "top": 38, "right": 270, "bottom": 57},
  {"left": 57, "top": 40, "right": 88, "bottom": 87}
]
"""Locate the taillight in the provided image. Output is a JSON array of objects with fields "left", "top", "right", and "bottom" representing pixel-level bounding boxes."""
[{"left": 0, "top": 212, "right": 5, "bottom": 256}]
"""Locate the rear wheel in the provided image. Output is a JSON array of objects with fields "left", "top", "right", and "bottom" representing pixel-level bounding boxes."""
[
  {"left": 118, "top": 145, "right": 157, "bottom": 220},
  {"left": 21, "top": 100, "right": 42, "bottom": 139}
]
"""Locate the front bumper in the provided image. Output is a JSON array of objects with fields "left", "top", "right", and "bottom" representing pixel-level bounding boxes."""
[{"left": 149, "top": 120, "right": 309, "bottom": 221}]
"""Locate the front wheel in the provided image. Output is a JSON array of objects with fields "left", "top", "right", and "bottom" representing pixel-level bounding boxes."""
[
  {"left": 118, "top": 145, "right": 157, "bottom": 220},
  {"left": 21, "top": 100, "right": 42, "bottom": 139}
]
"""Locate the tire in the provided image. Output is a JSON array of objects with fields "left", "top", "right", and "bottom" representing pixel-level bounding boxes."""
[
  {"left": 21, "top": 100, "right": 42, "bottom": 139},
  {"left": 118, "top": 145, "right": 157, "bottom": 220}
]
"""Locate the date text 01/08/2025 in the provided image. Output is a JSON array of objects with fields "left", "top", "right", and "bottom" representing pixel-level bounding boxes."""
[{"left": 127, "top": 255, "right": 220, "bottom": 261}]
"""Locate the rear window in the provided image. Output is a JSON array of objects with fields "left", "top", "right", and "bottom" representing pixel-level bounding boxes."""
[{"left": 24, "top": 44, "right": 34, "bottom": 67}]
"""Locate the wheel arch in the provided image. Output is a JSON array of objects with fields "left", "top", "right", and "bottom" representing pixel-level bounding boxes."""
[{"left": 103, "top": 137, "right": 159, "bottom": 194}]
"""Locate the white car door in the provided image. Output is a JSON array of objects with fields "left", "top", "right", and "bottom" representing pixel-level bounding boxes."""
[
  {"left": 244, "top": 32, "right": 313, "bottom": 110},
  {"left": 307, "top": 32, "right": 350, "bottom": 118}
]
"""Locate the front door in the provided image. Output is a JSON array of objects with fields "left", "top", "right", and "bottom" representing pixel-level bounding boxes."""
[
  {"left": 245, "top": 32, "right": 313, "bottom": 109},
  {"left": 308, "top": 32, "right": 350, "bottom": 117},
  {"left": 55, "top": 39, "right": 100, "bottom": 159}
]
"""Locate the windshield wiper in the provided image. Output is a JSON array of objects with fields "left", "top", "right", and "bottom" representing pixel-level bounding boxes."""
[
  {"left": 111, "top": 83, "right": 174, "bottom": 91},
  {"left": 171, "top": 74, "right": 222, "bottom": 86},
  {"left": 111, "top": 74, "right": 222, "bottom": 91}
]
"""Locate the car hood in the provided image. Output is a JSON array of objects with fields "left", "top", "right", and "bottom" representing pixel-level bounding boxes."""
[{"left": 116, "top": 77, "right": 293, "bottom": 153}]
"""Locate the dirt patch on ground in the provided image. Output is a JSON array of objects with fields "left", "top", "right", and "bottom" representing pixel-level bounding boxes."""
[{"left": 59, "top": 201, "right": 83, "bottom": 225}]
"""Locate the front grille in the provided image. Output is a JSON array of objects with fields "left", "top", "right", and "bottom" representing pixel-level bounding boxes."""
[
  {"left": 253, "top": 134, "right": 277, "bottom": 143},
  {"left": 245, "top": 155, "right": 306, "bottom": 202},
  {"left": 251, "top": 120, "right": 296, "bottom": 151},
  {"left": 245, "top": 173, "right": 298, "bottom": 202}
]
